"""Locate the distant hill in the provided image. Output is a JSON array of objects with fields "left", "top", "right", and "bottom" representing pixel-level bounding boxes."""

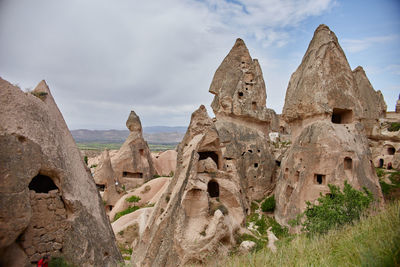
[{"left": 71, "top": 126, "right": 186, "bottom": 144}]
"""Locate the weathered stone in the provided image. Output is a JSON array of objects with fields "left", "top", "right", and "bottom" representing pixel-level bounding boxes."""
[
  {"left": 109, "top": 110, "right": 155, "bottom": 190},
  {"left": 239, "top": 241, "right": 256, "bottom": 253},
  {"left": 0, "top": 79, "right": 122, "bottom": 266}
]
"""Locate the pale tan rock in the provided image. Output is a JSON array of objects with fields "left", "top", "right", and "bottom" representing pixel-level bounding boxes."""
[
  {"left": 282, "top": 25, "right": 365, "bottom": 139},
  {"left": 132, "top": 106, "right": 245, "bottom": 266},
  {"left": 209, "top": 38, "right": 278, "bottom": 133},
  {"left": 94, "top": 149, "right": 121, "bottom": 209},
  {"left": 275, "top": 122, "right": 383, "bottom": 227},
  {"left": 396, "top": 94, "right": 400, "bottom": 113},
  {"left": 239, "top": 240, "right": 256, "bottom": 253},
  {"left": 111, "top": 110, "right": 155, "bottom": 190},
  {"left": 109, "top": 177, "right": 170, "bottom": 221},
  {"left": 0, "top": 79, "right": 122, "bottom": 266},
  {"left": 267, "top": 227, "right": 278, "bottom": 253},
  {"left": 152, "top": 150, "right": 177, "bottom": 176},
  {"left": 353, "top": 66, "right": 387, "bottom": 135}
]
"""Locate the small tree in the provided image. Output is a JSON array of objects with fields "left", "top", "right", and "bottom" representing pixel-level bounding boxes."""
[{"left": 300, "top": 181, "right": 373, "bottom": 235}]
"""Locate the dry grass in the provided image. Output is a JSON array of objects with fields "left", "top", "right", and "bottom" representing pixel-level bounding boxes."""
[{"left": 219, "top": 201, "right": 400, "bottom": 267}]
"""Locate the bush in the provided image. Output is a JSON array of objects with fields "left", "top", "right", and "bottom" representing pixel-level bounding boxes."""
[
  {"left": 300, "top": 181, "right": 373, "bottom": 235},
  {"left": 388, "top": 122, "right": 400, "bottom": 132},
  {"left": 114, "top": 206, "right": 140, "bottom": 221},
  {"left": 84, "top": 156, "right": 88, "bottom": 165},
  {"left": 126, "top": 195, "right": 141, "bottom": 203},
  {"left": 261, "top": 195, "right": 276, "bottom": 212}
]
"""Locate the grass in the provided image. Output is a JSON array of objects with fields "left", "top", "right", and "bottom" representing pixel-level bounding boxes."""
[
  {"left": 377, "top": 169, "right": 400, "bottom": 201},
  {"left": 388, "top": 122, "right": 400, "bottom": 132},
  {"left": 220, "top": 201, "right": 400, "bottom": 267},
  {"left": 114, "top": 206, "right": 140, "bottom": 221}
]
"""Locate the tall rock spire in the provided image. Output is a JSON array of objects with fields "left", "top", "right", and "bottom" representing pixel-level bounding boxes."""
[
  {"left": 209, "top": 38, "right": 270, "bottom": 123},
  {"left": 282, "top": 24, "right": 362, "bottom": 123}
]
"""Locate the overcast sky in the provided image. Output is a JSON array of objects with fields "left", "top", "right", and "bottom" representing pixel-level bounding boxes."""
[{"left": 0, "top": 0, "right": 399, "bottom": 130}]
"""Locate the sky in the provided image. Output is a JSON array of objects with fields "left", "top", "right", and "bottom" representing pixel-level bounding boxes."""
[{"left": 0, "top": 0, "right": 399, "bottom": 130}]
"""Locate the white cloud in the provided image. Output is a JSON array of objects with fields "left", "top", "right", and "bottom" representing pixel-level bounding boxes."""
[
  {"left": 342, "top": 35, "right": 399, "bottom": 53},
  {"left": 0, "top": 0, "right": 334, "bottom": 129}
]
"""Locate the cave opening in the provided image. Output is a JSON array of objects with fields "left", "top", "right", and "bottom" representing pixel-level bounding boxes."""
[
  {"left": 28, "top": 174, "right": 58, "bottom": 193},
  {"left": 207, "top": 180, "right": 219, "bottom": 198}
]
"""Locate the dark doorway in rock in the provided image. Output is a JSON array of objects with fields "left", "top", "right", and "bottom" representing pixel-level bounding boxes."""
[
  {"left": 379, "top": 158, "right": 384, "bottom": 168},
  {"left": 314, "top": 174, "right": 326, "bottom": 185},
  {"left": 123, "top": 172, "right": 143, "bottom": 178},
  {"left": 275, "top": 160, "right": 281, "bottom": 167},
  {"left": 331, "top": 108, "right": 353, "bottom": 124},
  {"left": 344, "top": 157, "right": 352, "bottom": 170},
  {"left": 29, "top": 174, "right": 58, "bottom": 193},
  {"left": 252, "top": 102, "right": 257, "bottom": 110},
  {"left": 96, "top": 184, "right": 105, "bottom": 191},
  {"left": 238, "top": 92, "right": 244, "bottom": 98},
  {"left": 387, "top": 146, "right": 396, "bottom": 155},
  {"left": 207, "top": 180, "right": 219, "bottom": 198},
  {"left": 198, "top": 151, "right": 219, "bottom": 169}
]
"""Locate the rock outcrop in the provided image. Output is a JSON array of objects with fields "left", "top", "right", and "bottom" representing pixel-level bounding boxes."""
[
  {"left": 132, "top": 38, "right": 278, "bottom": 266},
  {"left": 275, "top": 122, "right": 383, "bottom": 226},
  {"left": 152, "top": 150, "right": 177, "bottom": 177},
  {"left": 210, "top": 38, "right": 278, "bottom": 133},
  {"left": 0, "top": 79, "right": 122, "bottom": 266},
  {"left": 95, "top": 149, "right": 121, "bottom": 211},
  {"left": 353, "top": 66, "right": 387, "bottom": 135},
  {"left": 111, "top": 110, "right": 155, "bottom": 190},
  {"left": 275, "top": 25, "right": 384, "bottom": 227}
]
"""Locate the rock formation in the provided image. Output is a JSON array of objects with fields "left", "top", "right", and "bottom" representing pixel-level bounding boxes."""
[
  {"left": 353, "top": 66, "right": 387, "bottom": 135},
  {"left": 275, "top": 25, "right": 384, "bottom": 227},
  {"left": 132, "top": 39, "right": 278, "bottom": 266},
  {"left": 396, "top": 94, "right": 400, "bottom": 113},
  {"left": 282, "top": 25, "right": 386, "bottom": 140},
  {"left": 0, "top": 79, "right": 122, "bottom": 266},
  {"left": 95, "top": 149, "right": 121, "bottom": 211},
  {"left": 151, "top": 150, "right": 177, "bottom": 177},
  {"left": 210, "top": 38, "right": 279, "bottom": 133},
  {"left": 110, "top": 110, "right": 155, "bottom": 190}
]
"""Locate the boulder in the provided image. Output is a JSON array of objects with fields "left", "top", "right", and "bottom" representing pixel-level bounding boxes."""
[
  {"left": 239, "top": 241, "right": 256, "bottom": 253},
  {"left": 0, "top": 79, "right": 122, "bottom": 266}
]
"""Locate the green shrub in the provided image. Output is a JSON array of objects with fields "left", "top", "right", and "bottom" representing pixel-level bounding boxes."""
[
  {"left": 255, "top": 215, "right": 268, "bottom": 235},
  {"left": 126, "top": 195, "right": 141, "bottom": 203},
  {"left": 114, "top": 206, "right": 140, "bottom": 221},
  {"left": 261, "top": 195, "right": 276, "bottom": 212},
  {"left": 84, "top": 156, "right": 88, "bottom": 165},
  {"left": 300, "top": 181, "right": 373, "bottom": 235},
  {"left": 376, "top": 168, "right": 385, "bottom": 178},
  {"left": 153, "top": 174, "right": 161, "bottom": 178},
  {"left": 388, "top": 122, "right": 400, "bottom": 132},
  {"left": 89, "top": 164, "right": 98, "bottom": 168}
]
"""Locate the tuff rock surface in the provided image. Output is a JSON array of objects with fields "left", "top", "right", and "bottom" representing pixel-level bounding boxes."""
[
  {"left": 0, "top": 79, "right": 122, "bottom": 266},
  {"left": 276, "top": 25, "right": 384, "bottom": 227},
  {"left": 110, "top": 110, "right": 155, "bottom": 190}
]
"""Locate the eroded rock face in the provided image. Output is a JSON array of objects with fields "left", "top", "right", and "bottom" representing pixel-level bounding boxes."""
[
  {"left": 282, "top": 25, "right": 365, "bottom": 138},
  {"left": 152, "top": 150, "right": 177, "bottom": 177},
  {"left": 0, "top": 79, "right": 122, "bottom": 266},
  {"left": 95, "top": 149, "right": 121, "bottom": 210},
  {"left": 353, "top": 66, "right": 387, "bottom": 135},
  {"left": 209, "top": 38, "right": 277, "bottom": 132},
  {"left": 132, "top": 106, "right": 248, "bottom": 266},
  {"left": 111, "top": 110, "right": 155, "bottom": 190},
  {"left": 275, "top": 122, "right": 383, "bottom": 226}
]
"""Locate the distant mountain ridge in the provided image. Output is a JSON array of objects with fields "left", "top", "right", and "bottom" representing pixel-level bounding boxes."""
[{"left": 71, "top": 126, "right": 187, "bottom": 144}]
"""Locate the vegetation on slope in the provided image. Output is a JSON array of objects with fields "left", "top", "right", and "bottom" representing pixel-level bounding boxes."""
[{"left": 222, "top": 200, "right": 400, "bottom": 267}]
